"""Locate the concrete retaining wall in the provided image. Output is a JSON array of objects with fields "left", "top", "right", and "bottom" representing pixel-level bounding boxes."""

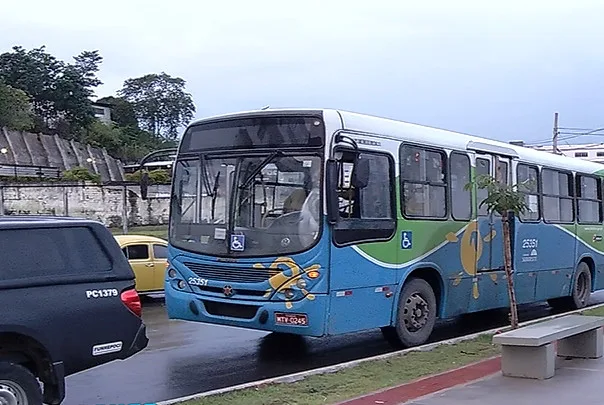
[
  {"left": 0, "top": 127, "right": 125, "bottom": 182},
  {"left": 0, "top": 183, "right": 170, "bottom": 227}
]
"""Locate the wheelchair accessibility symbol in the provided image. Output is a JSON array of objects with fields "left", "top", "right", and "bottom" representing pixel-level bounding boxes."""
[
  {"left": 401, "top": 231, "right": 413, "bottom": 250},
  {"left": 230, "top": 234, "right": 245, "bottom": 251}
]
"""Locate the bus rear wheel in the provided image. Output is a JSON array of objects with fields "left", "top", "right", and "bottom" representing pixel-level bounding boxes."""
[
  {"left": 547, "top": 262, "right": 592, "bottom": 311},
  {"left": 383, "top": 278, "right": 437, "bottom": 348}
]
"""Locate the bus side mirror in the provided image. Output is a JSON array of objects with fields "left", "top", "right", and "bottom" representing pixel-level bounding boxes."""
[
  {"left": 326, "top": 159, "right": 339, "bottom": 225},
  {"left": 351, "top": 155, "right": 370, "bottom": 189},
  {"left": 140, "top": 171, "right": 149, "bottom": 200}
]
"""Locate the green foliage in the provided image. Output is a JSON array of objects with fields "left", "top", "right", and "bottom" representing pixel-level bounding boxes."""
[
  {"left": 465, "top": 174, "right": 529, "bottom": 217},
  {"left": 118, "top": 72, "right": 195, "bottom": 139},
  {"left": 118, "top": 125, "right": 177, "bottom": 163},
  {"left": 0, "top": 46, "right": 103, "bottom": 137},
  {"left": 0, "top": 81, "right": 34, "bottom": 130},
  {"left": 80, "top": 120, "right": 124, "bottom": 158},
  {"left": 125, "top": 169, "right": 171, "bottom": 184},
  {"left": 96, "top": 96, "right": 138, "bottom": 128},
  {"left": 61, "top": 166, "right": 101, "bottom": 183},
  {"left": 0, "top": 45, "right": 192, "bottom": 166},
  {"left": 77, "top": 110, "right": 177, "bottom": 164}
]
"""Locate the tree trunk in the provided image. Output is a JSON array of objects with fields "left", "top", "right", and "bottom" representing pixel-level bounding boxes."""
[{"left": 502, "top": 212, "right": 519, "bottom": 329}]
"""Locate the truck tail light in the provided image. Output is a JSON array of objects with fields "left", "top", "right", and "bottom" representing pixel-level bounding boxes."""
[{"left": 121, "top": 288, "right": 142, "bottom": 317}]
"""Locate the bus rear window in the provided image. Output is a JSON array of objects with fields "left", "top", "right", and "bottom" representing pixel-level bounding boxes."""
[
  {"left": 0, "top": 227, "right": 112, "bottom": 281},
  {"left": 180, "top": 115, "right": 324, "bottom": 152}
]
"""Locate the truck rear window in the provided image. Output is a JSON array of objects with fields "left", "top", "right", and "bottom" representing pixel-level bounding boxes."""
[{"left": 0, "top": 226, "right": 112, "bottom": 281}]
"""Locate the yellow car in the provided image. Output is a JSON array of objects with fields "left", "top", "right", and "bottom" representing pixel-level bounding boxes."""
[{"left": 114, "top": 234, "right": 168, "bottom": 295}]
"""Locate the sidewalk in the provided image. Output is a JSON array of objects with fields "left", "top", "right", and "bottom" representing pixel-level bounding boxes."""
[
  {"left": 405, "top": 355, "right": 604, "bottom": 405},
  {"left": 338, "top": 354, "right": 604, "bottom": 405}
]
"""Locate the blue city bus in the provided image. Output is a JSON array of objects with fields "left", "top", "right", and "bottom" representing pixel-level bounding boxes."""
[{"left": 142, "top": 108, "right": 604, "bottom": 347}]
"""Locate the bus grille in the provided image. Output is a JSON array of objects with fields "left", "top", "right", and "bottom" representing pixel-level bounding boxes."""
[{"left": 183, "top": 262, "right": 281, "bottom": 283}]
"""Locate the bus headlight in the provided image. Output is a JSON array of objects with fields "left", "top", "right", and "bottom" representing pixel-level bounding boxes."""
[
  {"left": 168, "top": 268, "right": 177, "bottom": 278},
  {"left": 296, "top": 278, "right": 308, "bottom": 289},
  {"left": 283, "top": 289, "right": 295, "bottom": 299}
]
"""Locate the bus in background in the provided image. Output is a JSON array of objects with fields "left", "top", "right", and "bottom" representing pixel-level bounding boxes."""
[
  {"left": 124, "top": 159, "right": 175, "bottom": 174},
  {"left": 151, "top": 108, "right": 604, "bottom": 348}
]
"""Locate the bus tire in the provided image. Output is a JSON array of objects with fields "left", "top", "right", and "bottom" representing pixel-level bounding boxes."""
[
  {"left": 392, "top": 277, "right": 437, "bottom": 348},
  {"left": 569, "top": 262, "right": 592, "bottom": 309},
  {"left": 548, "top": 262, "right": 592, "bottom": 311}
]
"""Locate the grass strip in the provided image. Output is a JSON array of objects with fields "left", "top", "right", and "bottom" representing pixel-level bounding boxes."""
[
  {"left": 181, "top": 333, "right": 500, "bottom": 405},
  {"left": 581, "top": 306, "right": 604, "bottom": 317}
]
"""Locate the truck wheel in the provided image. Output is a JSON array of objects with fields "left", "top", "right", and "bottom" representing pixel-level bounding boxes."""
[
  {"left": 0, "top": 362, "right": 42, "bottom": 405},
  {"left": 570, "top": 262, "right": 592, "bottom": 309},
  {"left": 391, "top": 278, "right": 437, "bottom": 348}
]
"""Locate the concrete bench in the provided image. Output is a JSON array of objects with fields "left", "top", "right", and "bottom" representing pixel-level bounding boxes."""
[{"left": 492, "top": 314, "right": 604, "bottom": 380}]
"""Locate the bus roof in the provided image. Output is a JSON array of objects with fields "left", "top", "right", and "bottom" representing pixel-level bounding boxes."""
[{"left": 187, "top": 108, "right": 604, "bottom": 175}]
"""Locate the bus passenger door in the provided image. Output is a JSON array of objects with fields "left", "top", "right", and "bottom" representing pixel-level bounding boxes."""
[
  {"left": 469, "top": 155, "right": 513, "bottom": 312},
  {"left": 327, "top": 148, "right": 398, "bottom": 335},
  {"left": 513, "top": 165, "right": 569, "bottom": 303}
]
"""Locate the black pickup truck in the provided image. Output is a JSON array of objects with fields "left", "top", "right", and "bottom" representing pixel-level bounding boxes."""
[{"left": 0, "top": 216, "right": 149, "bottom": 405}]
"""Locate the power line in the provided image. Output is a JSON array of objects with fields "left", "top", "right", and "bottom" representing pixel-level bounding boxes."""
[
  {"left": 524, "top": 122, "right": 604, "bottom": 147},
  {"left": 558, "top": 127, "right": 600, "bottom": 131}
]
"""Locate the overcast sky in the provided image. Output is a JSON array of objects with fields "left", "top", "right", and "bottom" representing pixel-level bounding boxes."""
[{"left": 1, "top": 0, "right": 603, "bottom": 146}]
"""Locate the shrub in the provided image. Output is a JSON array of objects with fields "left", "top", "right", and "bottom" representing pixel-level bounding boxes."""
[
  {"left": 125, "top": 169, "right": 171, "bottom": 184},
  {"left": 61, "top": 166, "right": 101, "bottom": 184}
]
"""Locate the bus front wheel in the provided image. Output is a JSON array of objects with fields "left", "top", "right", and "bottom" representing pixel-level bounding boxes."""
[{"left": 383, "top": 278, "right": 437, "bottom": 348}]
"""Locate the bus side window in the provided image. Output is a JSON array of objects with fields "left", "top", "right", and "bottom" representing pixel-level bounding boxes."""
[
  {"left": 476, "top": 158, "right": 490, "bottom": 216},
  {"left": 577, "top": 174, "right": 602, "bottom": 224},
  {"left": 400, "top": 145, "right": 447, "bottom": 219},
  {"left": 332, "top": 150, "right": 396, "bottom": 246},
  {"left": 517, "top": 163, "right": 540, "bottom": 221},
  {"left": 336, "top": 153, "right": 392, "bottom": 220},
  {"left": 450, "top": 152, "right": 471, "bottom": 221},
  {"left": 542, "top": 168, "right": 574, "bottom": 223}
]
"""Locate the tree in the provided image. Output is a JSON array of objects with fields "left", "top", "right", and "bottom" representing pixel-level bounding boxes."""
[
  {"left": 466, "top": 173, "right": 529, "bottom": 329},
  {"left": 95, "top": 96, "right": 138, "bottom": 128},
  {"left": 80, "top": 120, "right": 124, "bottom": 158},
  {"left": 52, "top": 50, "right": 103, "bottom": 131},
  {"left": 0, "top": 46, "right": 103, "bottom": 136},
  {"left": 118, "top": 72, "right": 195, "bottom": 140},
  {"left": 118, "top": 126, "right": 177, "bottom": 163},
  {"left": 0, "top": 81, "right": 34, "bottom": 130}
]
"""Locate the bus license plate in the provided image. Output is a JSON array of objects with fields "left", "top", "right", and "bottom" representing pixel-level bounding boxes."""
[{"left": 275, "top": 312, "right": 308, "bottom": 326}]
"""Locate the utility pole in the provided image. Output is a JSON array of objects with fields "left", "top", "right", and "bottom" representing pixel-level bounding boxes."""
[{"left": 552, "top": 112, "right": 559, "bottom": 154}]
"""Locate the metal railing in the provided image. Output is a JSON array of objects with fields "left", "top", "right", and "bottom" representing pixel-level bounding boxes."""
[{"left": 0, "top": 164, "right": 61, "bottom": 180}]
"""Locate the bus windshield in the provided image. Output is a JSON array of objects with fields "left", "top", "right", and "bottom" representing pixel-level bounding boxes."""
[{"left": 170, "top": 152, "right": 322, "bottom": 257}]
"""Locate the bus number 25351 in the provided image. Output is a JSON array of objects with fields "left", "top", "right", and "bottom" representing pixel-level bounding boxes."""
[{"left": 188, "top": 277, "right": 209, "bottom": 286}]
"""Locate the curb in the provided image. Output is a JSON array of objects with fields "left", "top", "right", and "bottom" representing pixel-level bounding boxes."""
[{"left": 156, "top": 301, "right": 604, "bottom": 405}]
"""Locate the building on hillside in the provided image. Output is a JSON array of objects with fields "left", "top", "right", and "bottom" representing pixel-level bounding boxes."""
[{"left": 91, "top": 101, "right": 112, "bottom": 124}]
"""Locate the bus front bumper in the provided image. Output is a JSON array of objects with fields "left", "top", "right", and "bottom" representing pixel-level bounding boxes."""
[{"left": 165, "top": 286, "right": 328, "bottom": 337}]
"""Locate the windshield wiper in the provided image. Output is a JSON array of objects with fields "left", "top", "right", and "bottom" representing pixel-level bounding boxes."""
[
  {"left": 210, "top": 171, "right": 221, "bottom": 221},
  {"left": 200, "top": 154, "right": 214, "bottom": 197},
  {"left": 238, "top": 151, "right": 282, "bottom": 190}
]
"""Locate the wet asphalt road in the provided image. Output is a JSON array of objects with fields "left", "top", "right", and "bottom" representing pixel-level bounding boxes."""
[{"left": 62, "top": 292, "right": 604, "bottom": 405}]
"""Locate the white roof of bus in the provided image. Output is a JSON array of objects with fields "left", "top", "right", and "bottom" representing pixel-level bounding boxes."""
[{"left": 189, "top": 108, "right": 604, "bottom": 174}]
